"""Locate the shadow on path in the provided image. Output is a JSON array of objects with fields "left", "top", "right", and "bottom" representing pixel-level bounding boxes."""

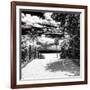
[{"left": 45, "top": 59, "right": 80, "bottom": 76}]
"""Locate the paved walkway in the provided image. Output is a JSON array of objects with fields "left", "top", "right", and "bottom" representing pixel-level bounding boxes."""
[{"left": 22, "top": 53, "right": 80, "bottom": 80}]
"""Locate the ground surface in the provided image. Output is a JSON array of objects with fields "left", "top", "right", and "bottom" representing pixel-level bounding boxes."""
[{"left": 22, "top": 53, "right": 80, "bottom": 80}]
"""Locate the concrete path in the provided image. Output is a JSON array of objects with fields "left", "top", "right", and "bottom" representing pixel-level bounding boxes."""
[{"left": 22, "top": 53, "right": 79, "bottom": 80}]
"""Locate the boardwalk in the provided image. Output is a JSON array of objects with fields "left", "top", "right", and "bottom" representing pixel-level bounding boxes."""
[{"left": 21, "top": 53, "right": 80, "bottom": 80}]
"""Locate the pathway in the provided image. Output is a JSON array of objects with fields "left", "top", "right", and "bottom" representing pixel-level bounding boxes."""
[{"left": 22, "top": 53, "right": 80, "bottom": 80}]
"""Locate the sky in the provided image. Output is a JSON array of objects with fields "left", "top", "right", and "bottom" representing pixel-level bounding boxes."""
[{"left": 21, "top": 12, "right": 61, "bottom": 28}]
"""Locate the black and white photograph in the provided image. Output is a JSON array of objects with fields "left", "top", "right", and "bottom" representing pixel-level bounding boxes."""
[
  {"left": 20, "top": 9, "right": 81, "bottom": 80},
  {"left": 11, "top": 1, "right": 87, "bottom": 88}
]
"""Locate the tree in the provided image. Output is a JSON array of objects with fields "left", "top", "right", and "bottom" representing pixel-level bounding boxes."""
[
  {"left": 54, "top": 38, "right": 59, "bottom": 58},
  {"left": 51, "top": 12, "right": 80, "bottom": 61}
]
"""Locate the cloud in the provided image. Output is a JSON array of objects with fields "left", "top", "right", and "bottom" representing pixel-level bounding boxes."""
[
  {"left": 21, "top": 12, "right": 61, "bottom": 28},
  {"left": 44, "top": 12, "right": 53, "bottom": 20},
  {"left": 22, "top": 13, "right": 43, "bottom": 25}
]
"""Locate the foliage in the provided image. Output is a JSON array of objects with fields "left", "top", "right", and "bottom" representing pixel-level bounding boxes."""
[
  {"left": 51, "top": 12, "right": 80, "bottom": 60},
  {"left": 21, "top": 12, "right": 80, "bottom": 66},
  {"left": 21, "top": 35, "right": 29, "bottom": 64}
]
